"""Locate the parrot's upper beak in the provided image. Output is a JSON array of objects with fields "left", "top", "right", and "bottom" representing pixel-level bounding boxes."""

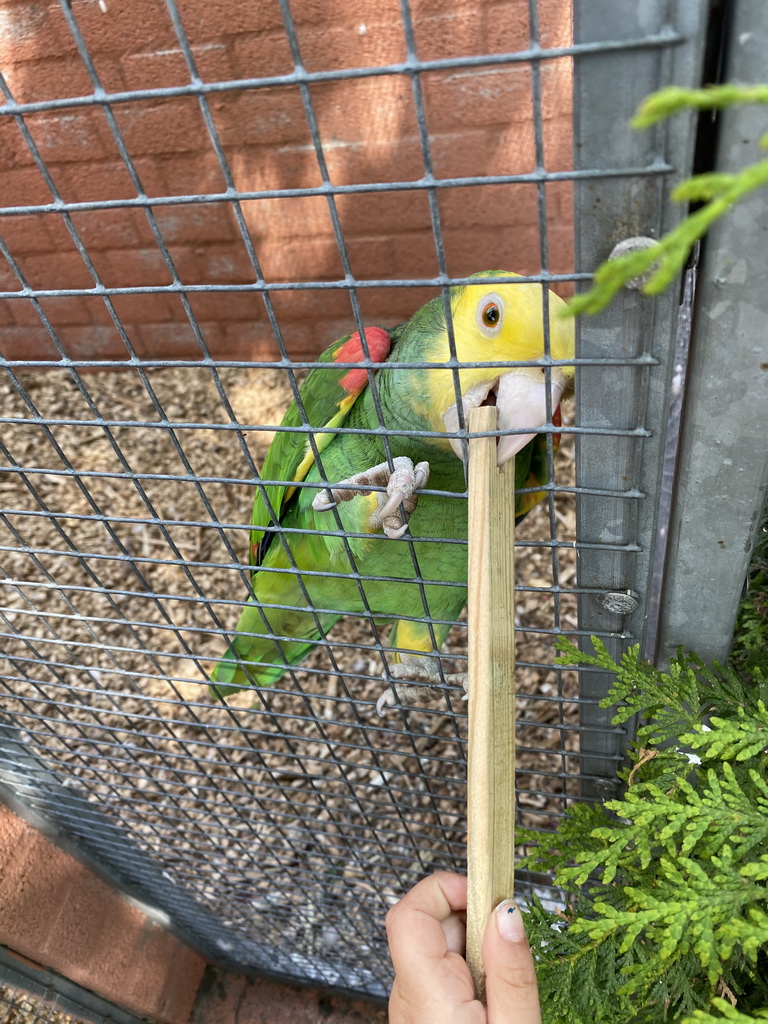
[{"left": 442, "top": 369, "right": 568, "bottom": 467}]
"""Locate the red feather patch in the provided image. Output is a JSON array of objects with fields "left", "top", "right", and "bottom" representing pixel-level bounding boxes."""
[{"left": 334, "top": 327, "right": 391, "bottom": 394}]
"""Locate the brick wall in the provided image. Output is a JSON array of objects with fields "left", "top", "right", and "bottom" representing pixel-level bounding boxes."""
[
  {"left": 0, "top": 804, "right": 205, "bottom": 1024},
  {"left": 0, "top": 0, "right": 573, "bottom": 362}
]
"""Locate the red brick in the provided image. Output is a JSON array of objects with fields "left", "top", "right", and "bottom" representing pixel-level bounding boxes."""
[
  {"left": 49, "top": 160, "right": 138, "bottom": 203},
  {"left": 192, "top": 968, "right": 387, "bottom": 1024},
  {"left": 1, "top": 166, "right": 55, "bottom": 208},
  {"left": 0, "top": 301, "right": 15, "bottom": 327},
  {"left": 430, "top": 125, "right": 536, "bottom": 179},
  {"left": 0, "top": 325, "right": 61, "bottom": 360},
  {"left": 0, "top": 120, "right": 36, "bottom": 173},
  {"left": 185, "top": 288, "right": 265, "bottom": 322},
  {"left": 0, "top": 260, "right": 22, "bottom": 292},
  {"left": 546, "top": 224, "right": 575, "bottom": 275},
  {"left": 41, "top": 293, "right": 111, "bottom": 327},
  {"left": 113, "top": 97, "right": 213, "bottom": 156},
  {"left": 37, "top": 295, "right": 99, "bottom": 327},
  {"left": 72, "top": 0, "right": 178, "bottom": 56},
  {"left": 422, "top": 65, "right": 533, "bottom": 133},
  {"left": 13, "top": 250, "right": 94, "bottom": 290},
  {"left": 390, "top": 231, "right": 441, "bottom": 279},
  {"left": 441, "top": 222, "right": 542, "bottom": 278},
  {"left": 146, "top": 151, "right": 229, "bottom": 198},
  {"left": 543, "top": 119, "right": 573, "bottom": 172},
  {"left": 298, "top": 18, "right": 406, "bottom": 73},
  {"left": 321, "top": 135, "right": 426, "bottom": 187},
  {"left": 227, "top": 314, "right": 316, "bottom": 359},
  {"left": 8, "top": 294, "right": 61, "bottom": 327},
  {"left": 56, "top": 324, "right": 134, "bottom": 360},
  {"left": 355, "top": 284, "right": 436, "bottom": 322},
  {"left": 538, "top": 0, "right": 573, "bottom": 49},
  {"left": 257, "top": 234, "right": 346, "bottom": 284},
  {"left": 85, "top": 246, "right": 170, "bottom": 289},
  {"left": 335, "top": 189, "right": 433, "bottom": 236},
  {"left": 0, "top": 214, "right": 53, "bottom": 254},
  {"left": 292, "top": 0, "right": 405, "bottom": 26},
  {"left": 120, "top": 42, "right": 235, "bottom": 91},
  {"left": 4, "top": 54, "right": 100, "bottom": 103},
  {"left": 129, "top": 156, "right": 174, "bottom": 198},
  {"left": 89, "top": 51, "right": 129, "bottom": 94},
  {"left": 109, "top": 290, "right": 179, "bottom": 324},
  {"left": 539, "top": 59, "right": 573, "bottom": 120},
  {"left": 412, "top": 3, "right": 529, "bottom": 62},
  {"left": 167, "top": 242, "right": 255, "bottom": 285},
  {"left": 23, "top": 107, "right": 116, "bottom": 164},
  {"left": 152, "top": 201, "right": 237, "bottom": 245},
  {"left": 266, "top": 287, "right": 355, "bottom": 331},
  {"left": 230, "top": 30, "right": 296, "bottom": 78},
  {"left": 179, "top": 0, "right": 284, "bottom": 42},
  {"left": 312, "top": 75, "right": 418, "bottom": 145},
  {"left": 439, "top": 182, "right": 541, "bottom": 230},
  {"left": 546, "top": 180, "right": 574, "bottom": 224},
  {"left": 0, "top": 3, "right": 79, "bottom": 64},
  {"left": 209, "top": 86, "right": 310, "bottom": 149},
  {"left": 409, "top": 0, "right": 491, "bottom": 14},
  {"left": 222, "top": 319, "right": 284, "bottom": 360},
  {"left": 343, "top": 235, "right": 395, "bottom": 281},
  {"left": 0, "top": 807, "right": 204, "bottom": 1024},
  {"left": 225, "top": 142, "right": 323, "bottom": 194},
  {"left": 134, "top": 319, "right": 229, "bottom": 357},
  {"left": 68, "top": 207, "right": 143, "bottom": 250}
]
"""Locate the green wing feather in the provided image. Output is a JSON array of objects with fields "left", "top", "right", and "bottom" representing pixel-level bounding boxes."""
[{"left": 248, "top": 326, "right": 392, "bottom": 566}]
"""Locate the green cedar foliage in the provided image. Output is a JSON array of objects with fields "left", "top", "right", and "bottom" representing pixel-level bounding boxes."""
[
  {"left": 519, "top": 637, "right": 768, "bottom": 1023},
  {"left": 731, "top": 511, "right": 768, "bottom": 678}
]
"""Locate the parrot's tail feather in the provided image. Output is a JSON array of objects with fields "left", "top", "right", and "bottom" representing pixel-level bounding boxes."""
[
  {"left": 208, "top": 603, "right": 342, "bottom": 701},
  {"left": 209, "top": 643, "right": 289, "bottom": 698}
]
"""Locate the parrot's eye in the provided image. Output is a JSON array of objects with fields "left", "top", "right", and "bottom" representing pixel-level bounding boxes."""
[
  {"left": 476, "top": 293, "right": 504, "bottom": 336},
  {"left": 482, "top": 303, "right": 500, "bottom": 326}
]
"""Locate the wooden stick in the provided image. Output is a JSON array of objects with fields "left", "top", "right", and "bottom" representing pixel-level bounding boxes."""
[{"left": 465, "top": 405, "right": 517, "bottom": 1001}]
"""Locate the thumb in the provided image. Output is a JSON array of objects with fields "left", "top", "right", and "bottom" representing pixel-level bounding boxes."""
[{"left": 482, "top": 899, "right": 542, "bottom": 1023}]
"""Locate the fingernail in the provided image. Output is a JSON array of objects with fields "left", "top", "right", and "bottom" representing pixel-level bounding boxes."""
[{"left": 495, "top": 899, "right": 526, "bottom": 942}]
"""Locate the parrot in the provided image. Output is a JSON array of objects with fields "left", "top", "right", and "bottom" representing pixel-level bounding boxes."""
[{"left": 209, "top": 271, "right": 574, "bottom": 713}]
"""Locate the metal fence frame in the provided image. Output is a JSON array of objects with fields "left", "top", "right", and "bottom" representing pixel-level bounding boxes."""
[{"left": 0, "top": 0, "right": 764, "bottom": 1004}]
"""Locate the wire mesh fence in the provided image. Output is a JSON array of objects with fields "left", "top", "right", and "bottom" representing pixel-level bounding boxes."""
[{"left": 1, "top": 0, "right": 756, "bottom": 1004}]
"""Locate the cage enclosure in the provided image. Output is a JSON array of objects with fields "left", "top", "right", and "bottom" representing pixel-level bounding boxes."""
[{"left": 0, "top": 0, "right": 767, "bottom": 1010}]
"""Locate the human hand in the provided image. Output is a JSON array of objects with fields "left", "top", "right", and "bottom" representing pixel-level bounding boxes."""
[{"left": 386, "top": 871, "right": 541, "bottom": 1024}]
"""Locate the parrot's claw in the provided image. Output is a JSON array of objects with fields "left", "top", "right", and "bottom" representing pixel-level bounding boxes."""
[
  {"left": 312, "top": 457, "right": 430, "bottom": 539},
  {"left": 375, "top": 658, "right": 468, "bottom": 715}
]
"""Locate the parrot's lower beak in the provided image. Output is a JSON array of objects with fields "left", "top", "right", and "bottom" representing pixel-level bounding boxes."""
[{"left": 442, "top": 369, "right": 567, "bottom": 467}]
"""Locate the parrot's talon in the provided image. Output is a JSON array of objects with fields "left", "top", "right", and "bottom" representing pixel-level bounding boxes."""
[
  {"left": 383, "top": 521, "right": 409, "bottom": 540},
  {"left": 311, "top": 491, "right": 337, "bottom": 512},
  {"left": 313, "top": 457, "right": 430, "bottom": 538},
  {"left": 375, "top": 690, "right": 397, "bottom": 716}
]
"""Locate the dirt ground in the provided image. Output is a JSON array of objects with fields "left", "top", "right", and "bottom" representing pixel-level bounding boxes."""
[{"left": 0, "top": 363, "right": 579, "bottom": 995}]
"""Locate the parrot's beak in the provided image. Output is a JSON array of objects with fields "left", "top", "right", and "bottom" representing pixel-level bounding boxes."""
[{"left": 442, "top": 369, "right": 567, "bottom": 467}]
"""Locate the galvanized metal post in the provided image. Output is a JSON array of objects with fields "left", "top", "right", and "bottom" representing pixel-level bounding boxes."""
[
  {"left": 656, "top": 0, "right": 768, "bottom": 665},
  {"left": 573, "top": 0, "right": 709, "bottom": 799}
]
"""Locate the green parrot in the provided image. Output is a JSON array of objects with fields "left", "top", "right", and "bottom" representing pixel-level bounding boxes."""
[{"left": 210, "top": 271, "right": 574, "bottom": 712}]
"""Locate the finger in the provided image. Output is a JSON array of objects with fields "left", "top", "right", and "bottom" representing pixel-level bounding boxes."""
[
  {"left": 483, "top": 900, "right": 542, "bottom": 1024},
  {"left": 386, "top": 872, "right": 468, "bottom": 974}
]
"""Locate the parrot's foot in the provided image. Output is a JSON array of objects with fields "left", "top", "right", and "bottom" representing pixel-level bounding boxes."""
[
  {"left": 375, "top": 657, "right": 468, "bottom": 716},
  {"left": 312, "top": 457, "right": 430, "bottom": 539}
]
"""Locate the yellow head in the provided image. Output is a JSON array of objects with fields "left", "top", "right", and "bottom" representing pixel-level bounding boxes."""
[{"left": 417, "top": 271, "right": 575, "bottom": 465}]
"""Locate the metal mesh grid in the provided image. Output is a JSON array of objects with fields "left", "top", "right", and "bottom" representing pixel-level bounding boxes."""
[{"left": 0, "top": 0, "right": 713, "bottom": 1002}]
